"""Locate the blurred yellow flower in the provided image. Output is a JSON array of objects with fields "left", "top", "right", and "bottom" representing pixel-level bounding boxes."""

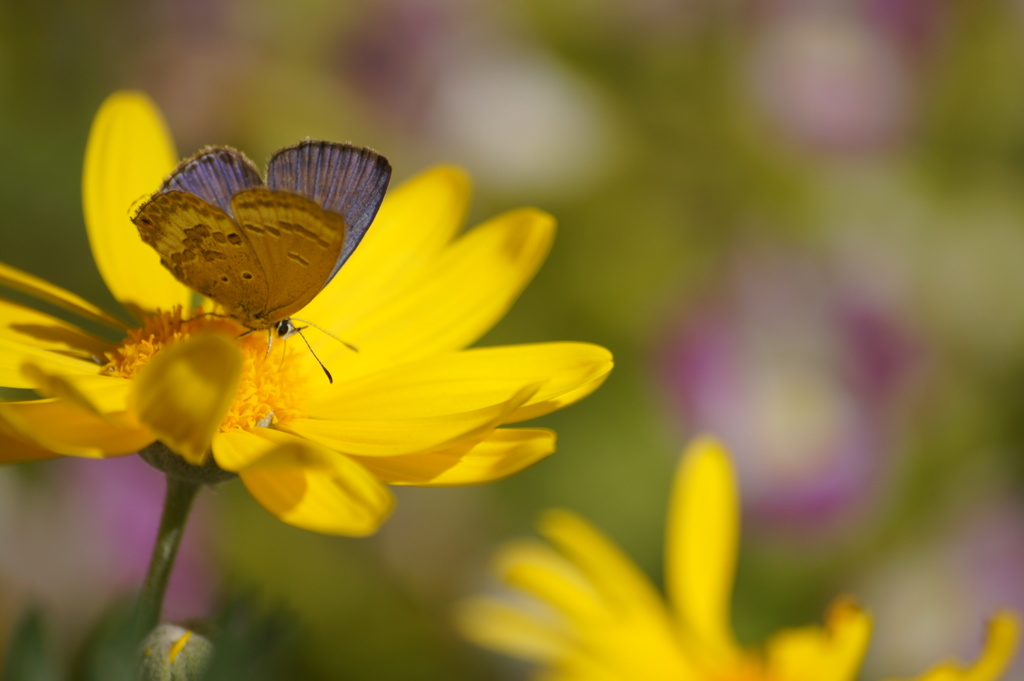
[
  {"left": 458, "top": 437, "right": 1019, "bottom": 681},
  {"left": 0, "top": 91, "right": 612, "bottom": 536}
]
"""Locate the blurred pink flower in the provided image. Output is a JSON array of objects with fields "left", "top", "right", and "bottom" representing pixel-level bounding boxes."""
[
  {"left": 660, "top": 248, "right": 920, "bottom": 535},
  {"left": 339, "top": 0, "right": 452, "bottom": 135},
  {"left": 0, "top": 457, "right": 214, "bottom": 647},
  {"left": 337, "top": 0, "right": 613, "bottom": 195},
  {"left": 859, "top": 492, "right": 1024, "bottom": 677},
  {"left": 747, "top": 7, "right": 918, "bottom": 154},
  {"left": 70, "top": 456, "right": 214, "bottom": 622}
]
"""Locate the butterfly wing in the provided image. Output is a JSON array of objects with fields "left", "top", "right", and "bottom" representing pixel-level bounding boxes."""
[
  {"left": 161, "top": 146, "right": 264, "bottom": 215},
  {"left": 265, "top": 141, "right": 391, "bottom": 281},
  {"left": 229, "top": 187, "right": 348, "bottom": 324},
  {"left": 132, "top": 191, "right": 272, "bottom": 325}
]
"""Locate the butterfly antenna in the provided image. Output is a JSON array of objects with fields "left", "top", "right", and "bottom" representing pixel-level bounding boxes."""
[
  {"left": 296, "top": 329, "right": 333, "bottom": 384},
  {"left": 290, "top": 317, "right": 359, "bottom": 353}
]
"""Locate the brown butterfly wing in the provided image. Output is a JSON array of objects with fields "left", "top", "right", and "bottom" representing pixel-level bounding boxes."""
[
  {"left": 229, "top": 187, "right": 347, "bottom": 324},
  {"left": 266, "top": 142, "right": 391, "bottom": 280},
  {"left": 132, "top": 191, "right": 271, "bottom": 325}
]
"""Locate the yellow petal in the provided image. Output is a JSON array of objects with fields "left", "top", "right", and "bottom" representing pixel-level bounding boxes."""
[
  {"left": 280, "top": 385, "right": 538, "bottom": 457},
  {"left": 0, "top": 416, "right": 64, "bottom": 462},
  {"left": 299, "top": 165, "right": 471, "bottom": 328},
  {"left": 0, "top": 336, "right": 106, "bottom": 389},
  {"left": 665, "top": 436, "right": 740, "bottom": 658},
  {"left": 0, "top": 261, "right": 126, "bottom": 330},
  {"left": 893, "top": 612, "right": 1020, "bottom": 681},
  {"left": 21, "top": 362, "right": 133, "bottom": 415},
  {"left": 0, "top": 398, "right": 153, "bottom": 458},
  {"left": 537, "top": 510, "right": 696, "bottom": 681},
  {"left": 494, "top": 538, "right": 609, "bottom": 624},
  {"left": 538, "top": 509, "right": 676, "bottom": 631},
  {"left": 309, "top": 207, "right": 555, "bottom": 382},
  {"left": 461, "top": 522, "right": 698, "bottom": 681},
  {"left": 766, "top": 599, "right": 871, "bottom": 681},
  {"left": 0, "top": 297, "right": 111, "bottom": 358},
  {"left": 211, "top": 429, "right": 272, "bottom": 472},
  {"left": 234, "top": 428, "right": 395, "bottom": 535},
  {"left": 306, "top": 343, "right": 612, "bottom": 423},
  {"left": 130, "top": 332, "right": 242, "bottom": 465},
  {"left": 548, "top": 655, "right": 642, "bottom": 681},
  {"left": 351, "top": 428, "right": 555, "bottom": 486},
  {"left": 528, "top": 370, "right": 612, "bottom": 422},
  {"left": 456, "top": 596, "right": 569, "bottom": 662},
  {"left": 83, "top": 91, "right": 190, "bottom": 319}
]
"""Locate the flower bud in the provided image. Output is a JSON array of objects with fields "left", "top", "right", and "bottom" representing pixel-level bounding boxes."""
[{"left": 137, "top": 624, "right": 213, "bottom": 681}]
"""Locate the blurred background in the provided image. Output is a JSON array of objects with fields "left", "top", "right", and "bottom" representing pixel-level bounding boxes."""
[{"left": 3, "top": 0, "right": 1024, "bottom": 678}]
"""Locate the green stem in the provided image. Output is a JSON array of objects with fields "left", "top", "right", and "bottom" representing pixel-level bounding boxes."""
[{"left": 134, "top": 474, "right": 201, "bottom": 636}]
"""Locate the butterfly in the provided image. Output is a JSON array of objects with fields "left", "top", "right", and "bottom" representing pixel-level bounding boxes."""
[{"left": 132, "top": 141, "right": 392, "bottom": 349}]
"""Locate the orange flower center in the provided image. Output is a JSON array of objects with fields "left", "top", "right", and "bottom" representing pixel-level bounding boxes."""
[{"left": 102, "top": 305, "right": 307, "bottom": 431}]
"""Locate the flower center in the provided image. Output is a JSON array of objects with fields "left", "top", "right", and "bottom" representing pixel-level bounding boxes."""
[{"left": 102, "top": 306, "right": 307, "bottom": 431}]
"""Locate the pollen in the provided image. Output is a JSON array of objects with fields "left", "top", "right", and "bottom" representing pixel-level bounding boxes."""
[{"left": 103, "top": 306, "right": 306, "bottom": 431}]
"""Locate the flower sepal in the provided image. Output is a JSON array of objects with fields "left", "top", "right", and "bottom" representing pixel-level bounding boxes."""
[{"left": 139, "top": 440, "right": 237, "bottom": 485}]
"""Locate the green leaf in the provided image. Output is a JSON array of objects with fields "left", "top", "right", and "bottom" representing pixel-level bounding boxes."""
[
  {"left": 73, "top": 602, "right": 138, "bottom": 681},
  {"left": 3, "top": 609, "right": 60, "bottom": 681}
]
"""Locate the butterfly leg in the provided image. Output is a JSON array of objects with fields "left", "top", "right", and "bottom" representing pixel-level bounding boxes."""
[
  {"left": 278, "top": 341, "right": 288, "bottom": 373},
  {"left": 264, "top": 329, "right": 274, "bottom": 358}
]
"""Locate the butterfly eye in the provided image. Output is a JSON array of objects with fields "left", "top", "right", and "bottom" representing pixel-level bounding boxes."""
[{"left": 274, "top": 319, "right": 299, "bottom": 339}]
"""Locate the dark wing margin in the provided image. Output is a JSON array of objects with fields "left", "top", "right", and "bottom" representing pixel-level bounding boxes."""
[
  {"left": 265, "top": 141, "right": 392, "bottom": 280},
  {"left": 160, "top": 146, "right": 264, "bottom": 216}
]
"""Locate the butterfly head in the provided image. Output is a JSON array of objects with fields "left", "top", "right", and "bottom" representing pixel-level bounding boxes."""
[{"left": 273, "top": 318, "right": 302, "bottom": 340}]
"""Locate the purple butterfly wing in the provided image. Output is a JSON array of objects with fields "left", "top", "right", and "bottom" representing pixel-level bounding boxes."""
[
  {"left": 160, "top": 146, "right": 264, "bottom": 216},
  {"left": 266, "top": 141, "right": 392, "bottom": 281}
]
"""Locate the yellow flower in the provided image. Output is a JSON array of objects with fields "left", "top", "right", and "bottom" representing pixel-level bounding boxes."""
[
  {"left": 0, "top": 91, "right": 613, "bottom": 536},
  {"left": 458, "top": 437, "right": 1019, "bottom": 681}
]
